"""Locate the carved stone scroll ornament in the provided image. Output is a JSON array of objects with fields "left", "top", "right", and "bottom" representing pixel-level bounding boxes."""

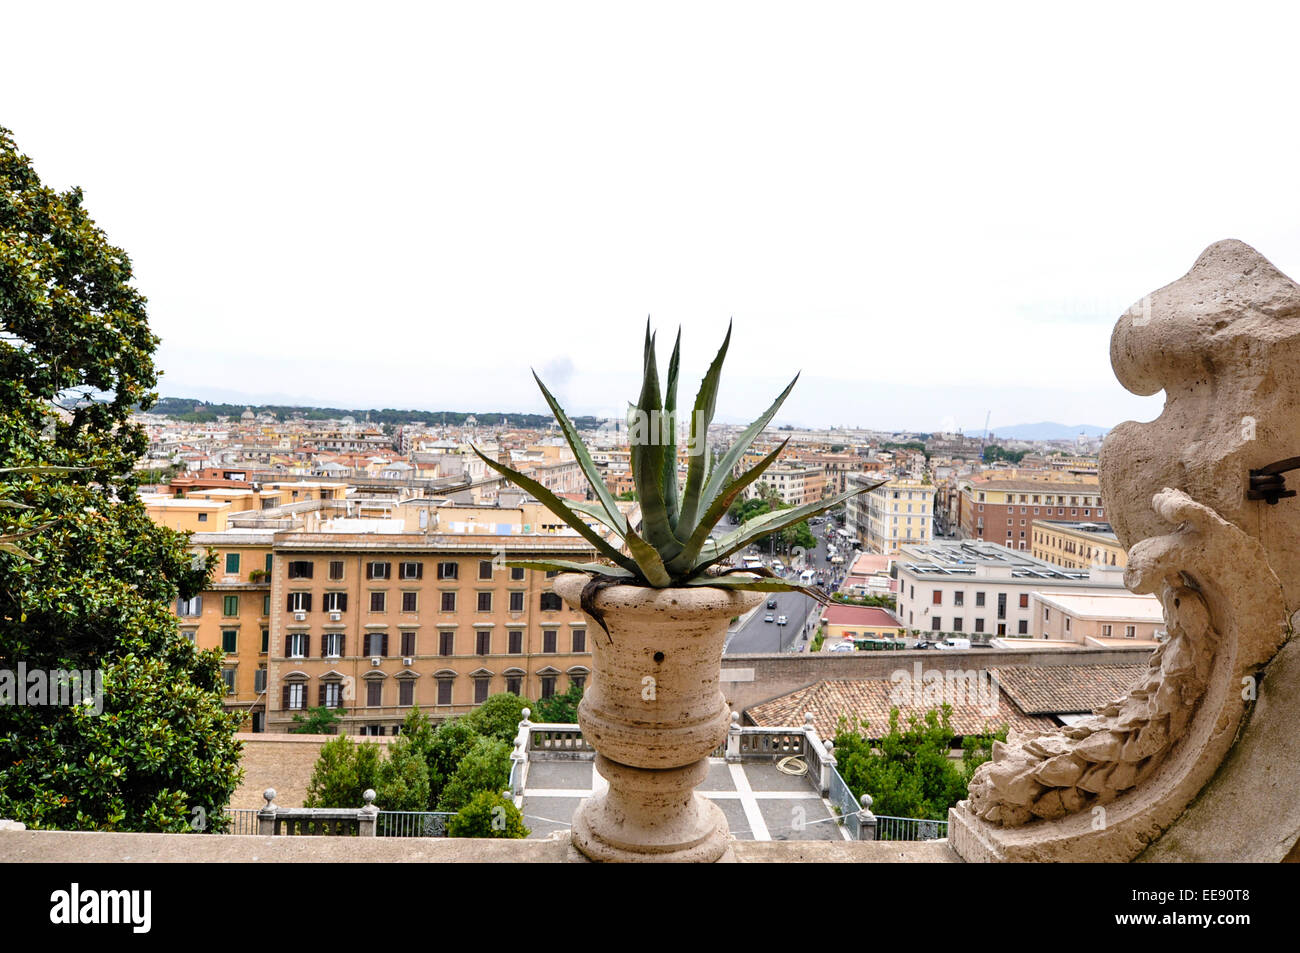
[{"left": 948, "top": 240, "right": 1297, "bottom": 862}]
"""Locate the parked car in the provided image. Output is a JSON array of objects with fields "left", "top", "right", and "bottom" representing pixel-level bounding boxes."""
[
  {"left": 913, "top": 640, "right": 937, "bottom": 650},
  {"left": 764, "top": 614, "right": 775, "bottom": 623},
  {"left": 935, "top": 637, "right": 971, "bottom": 650},
  {"left": 830, "top": 641, "right": 856, "bottom": 653}
]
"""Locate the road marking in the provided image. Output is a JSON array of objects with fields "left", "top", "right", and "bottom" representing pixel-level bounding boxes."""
[{"left": 729, "top": 762, "right": 770, "bottom": 840}]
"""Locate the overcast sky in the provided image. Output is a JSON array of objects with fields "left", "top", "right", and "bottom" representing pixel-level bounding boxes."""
[{"left": 5, "top": 2, "right": 1300, "bottom": 433}]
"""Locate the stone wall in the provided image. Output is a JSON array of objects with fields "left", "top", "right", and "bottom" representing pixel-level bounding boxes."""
[
  {"left": 232, "top": 732, "right": 395, "bottom": 808},
  {"left": 0, "top": 829, "right": 959, "bottom": 863}
]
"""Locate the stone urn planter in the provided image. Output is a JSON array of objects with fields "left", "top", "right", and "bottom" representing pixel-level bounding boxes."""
[{"left": 554, "top": 573, "right": 761, "bottom": 862}]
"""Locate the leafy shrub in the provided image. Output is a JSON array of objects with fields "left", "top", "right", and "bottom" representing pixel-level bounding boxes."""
[
  {"left": 303, "top": 735, "right": 383, "bottom": 808},
  {"left": 436, "top": 736, "right": 512, "bottom": 812},
  {"left": 447, "top": 790, "right": 529, "bottom": 839}
]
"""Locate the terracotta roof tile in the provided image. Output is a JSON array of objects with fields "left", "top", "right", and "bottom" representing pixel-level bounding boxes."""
[
  {"left": 989, "top": 664, "right": 1145, "bottom": 715},
  {"left": 746, "top": 676, "right": 1056, "bottom": 739}
]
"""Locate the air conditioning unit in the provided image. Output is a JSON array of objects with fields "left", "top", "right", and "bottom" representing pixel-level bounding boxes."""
[
  {"left": 402, "top": 657, "right": 413, "bottom": 667},
  {"left": 370, "top": 657, "right": 382, "bottom": 667},
  {"left": 294, "top": 612, "right": 306, "bottom": 621},
  {"left": 330, "top": 612, "right": 341, "bottom": 621}
]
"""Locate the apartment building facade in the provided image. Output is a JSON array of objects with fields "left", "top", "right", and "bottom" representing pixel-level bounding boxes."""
[
  {"left": 180, "top": 532, "right": 276, "bottom": 730},
  {"left": 265, "top": 532, "right": 599, "bottom": 734},
  {"left": 1028, "top": 591, "right": 1163, "bottom": 645},
  {"left": 847, "top": 474, "right": 934, "bottom": 554},
  {"left": 956, "top": 470, "right": 1104, "bottom": 550},
  {"left": 893, "top": 540, "right": 1129, "bottom": 639},
  {"left": 1032, "top": 519, "right": 1127, "bottom": 569}
]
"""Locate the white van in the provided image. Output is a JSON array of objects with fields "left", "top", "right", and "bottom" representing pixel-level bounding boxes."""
[
  {"left": 935, "top": 637, "right": 971, "bottom": 650},
  {"left": 799, "top": 569, "right": 816, "bottom": 584}
]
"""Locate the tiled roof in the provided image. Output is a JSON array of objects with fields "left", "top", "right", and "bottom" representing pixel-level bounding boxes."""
[
  {"left": 820, "top": 605, "right": 902, "bottom": 627},
  {"left": 746, "top": 677, "right": 1056, "bottom": 739},
  {"left": 989, "top": 664, "right": 1145, "bottom": 715}
]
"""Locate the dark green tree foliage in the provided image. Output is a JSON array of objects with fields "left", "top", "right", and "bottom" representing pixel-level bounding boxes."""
[
  {"left": 0, "top": 127, "right": 243, "bottom": 831},
  {"left": 447, "top": 790, "right": 529, "bottom": 839},
  {"left": 460, "top": 693, "right": 528, "bottom": 743},
  {"left": 290, "top": 704, "right": 346, "bottom": 734},
  {"left": 425, "top": 717, "right": 481, "bottom": 805},
  {"left": 374, "top": 733, "right": 431, "bottom": 813},
  {"left": 832, "top": 706, "right": 1006, "bottom": 822},
  {"left": 302, "top": 735, "right": 383, "bottom": 808},
  {"left": 149, "top": 397, "right": 597, "bottom": 431},
  {"left": 436, "top": 736, "right": 512, "bottom": 812},
  {"left": 530, "top": 682, "right": 583, "bottom": 724}
]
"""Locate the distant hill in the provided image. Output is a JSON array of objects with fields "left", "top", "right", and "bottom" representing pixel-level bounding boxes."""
[
  {"left": 989, "top": 422, "right": 1109, "bottom": 441},
  {"left": 144, "top": 397, "right": 599, "bottom": 430}
]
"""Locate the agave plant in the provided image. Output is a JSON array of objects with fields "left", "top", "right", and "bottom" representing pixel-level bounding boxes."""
[{"left": 470, "top": 321, "right": 881, "bottom": 605}]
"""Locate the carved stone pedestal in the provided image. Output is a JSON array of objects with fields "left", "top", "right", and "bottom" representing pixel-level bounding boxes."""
[{"left": 553, "top": 574, "right": 760, "bottom": 863}]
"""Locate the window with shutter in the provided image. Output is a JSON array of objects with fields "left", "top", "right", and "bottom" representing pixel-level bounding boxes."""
[
  {"left": 477, "top": 592, "right": 492, "bottom": 612},
  {"left": 509, "top": 591, "right": 524, "bottom": 612},
  {"left": 401, "top": 631, "right": 416, "bottom": 656},
  {"left": 441, "top": 592, "right": 456, "bottom": 612},
  {"left": 476, "top": 631, "right": 490, "bottom": 655},
  {"left": 437, "top": 680, "right": 453, "bottom": 705},
  {"left": 381, "top": 633, "right": 389, "bottom": 657},
  {"left": 572, "top": 629, "right": 586, "bottom": 653},
  {"left": 474, "top": 679, "right": 489, "bottom": 704},
  {"left": 399, "top": 680, "right": 414, "bottom": 706},
  {"left": 479, "top": 560, "right": 493, "bottom": 580},
  {"left": 543, "top": 630, "right": 557, "bottom": 653},
  {"left": 508, "top": 631, "right": 523, "bottom": 654},
  {"left": 367, "top": 681, "right": 382, "bottom": 707}
]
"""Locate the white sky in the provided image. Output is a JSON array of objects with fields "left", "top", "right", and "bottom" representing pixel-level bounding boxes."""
[{"left": 5, "top": 1, "right": 1300, "bottom": 433}]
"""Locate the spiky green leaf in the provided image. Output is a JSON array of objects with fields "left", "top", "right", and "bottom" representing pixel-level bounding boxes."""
[
  {"left": 697, "top": 481, "right": 883, "bottom": 572},
  {"left": 621, "top": 523, "right": 674, "bottom": 587},
  {"left": 661, "top": 327, "right": 682, "bottom": 532},
  {"left": 531, "top": 370, "right": 626, "bottom": 535},
  {"left": 676, "top": 320, "right": 730, "bottom": 532},
  {"left": 505, "top": 560, "right": 636, "bottom": 579},
  {"left": 469, "top": 445, "right": 641, "bottom": 575},
  {"left": 629, "top": 325, "right": 682, "bottom": 561},
  {"left": 685, "top": 574, "right": 833, "bottom": 605},
  {"left": 666, "top": 438, "right": 789, "bottom": 575},
  {"left": 697, "top": 371, "right": 799, "bottom": 518}
]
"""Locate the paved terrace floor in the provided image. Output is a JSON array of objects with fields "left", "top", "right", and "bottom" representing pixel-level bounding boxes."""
[{"left": 521, "top": 758, "right": 846, "bottom": 842}]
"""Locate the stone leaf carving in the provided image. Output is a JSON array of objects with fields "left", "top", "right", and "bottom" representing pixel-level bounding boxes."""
[
  {"left": 967, "top": 489, "right": 1284, "bottom": 831},
  {"left": 950, "top": 240, "right": 1296, "bottom": 862}
]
